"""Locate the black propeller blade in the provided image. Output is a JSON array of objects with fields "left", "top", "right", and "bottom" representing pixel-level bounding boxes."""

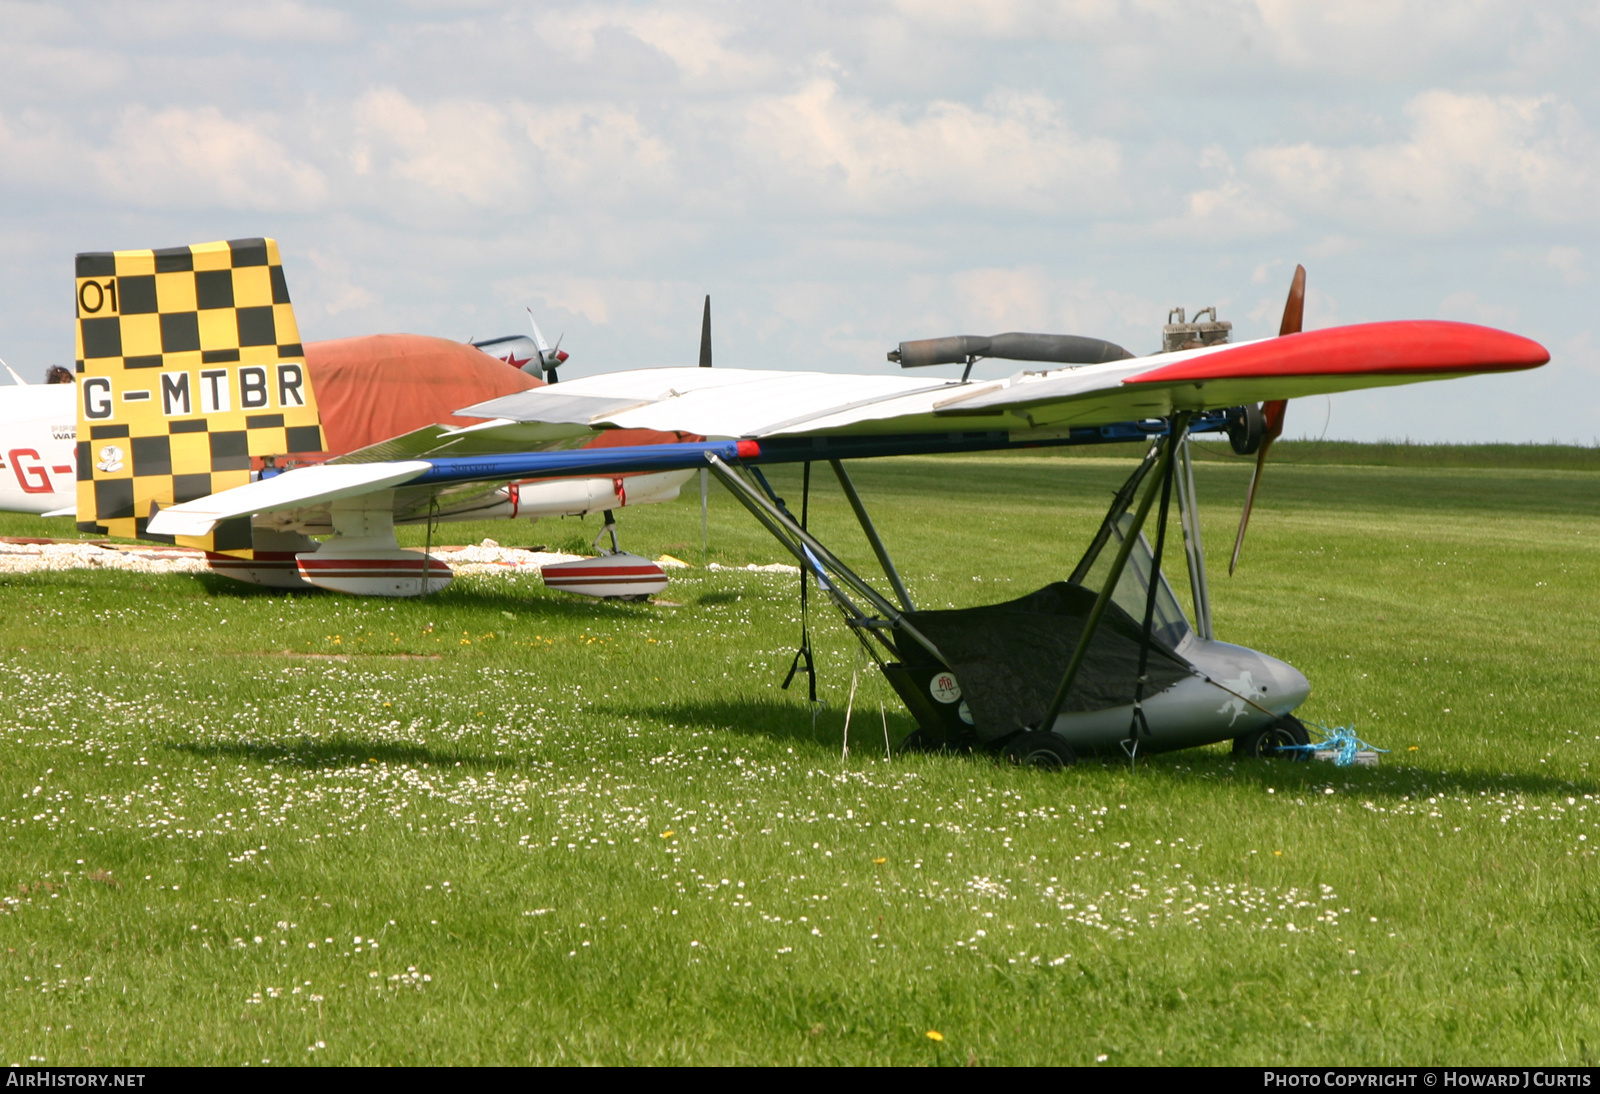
[{"left": 699, "top": 295, "right": 712, "bottom": 368}]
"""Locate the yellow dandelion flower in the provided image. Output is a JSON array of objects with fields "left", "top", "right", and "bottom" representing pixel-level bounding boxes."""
[
  {"left": 661, "top": 831, "right": 675, "bottom": 839},
  {"left": 873, "top": 857, "right": 886, "bottom": 864},
  {"left": 926, "top": 1031, "right": 944, "bottom": 1042}
]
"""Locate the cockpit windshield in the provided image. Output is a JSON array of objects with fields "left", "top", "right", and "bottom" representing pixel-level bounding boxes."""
[{"left": 1073, "top": 512, "right": 1191, "bottom": 649}]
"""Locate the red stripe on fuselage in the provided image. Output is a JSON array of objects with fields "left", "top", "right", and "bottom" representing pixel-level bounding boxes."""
[{"left": 543, "top": 574, "right": 664, "bottom": 586}]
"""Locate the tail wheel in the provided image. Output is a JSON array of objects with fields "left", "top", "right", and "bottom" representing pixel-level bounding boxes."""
[
  {"left": 1002, "top": 732, "right": 1077, "bottom": 770},
  {"left": 1232, "top": 715, "right": 1312, "bottom": 761}
]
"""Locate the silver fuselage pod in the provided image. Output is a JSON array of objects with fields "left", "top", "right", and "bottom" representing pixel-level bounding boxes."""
[{"left": 1046, "top": 633, "right": 1311, "bottom": 756}]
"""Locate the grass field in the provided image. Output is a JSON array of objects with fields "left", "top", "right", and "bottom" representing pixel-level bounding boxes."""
[{"left": 2, "top": 450, "right": 1598, "bottom": 1066}]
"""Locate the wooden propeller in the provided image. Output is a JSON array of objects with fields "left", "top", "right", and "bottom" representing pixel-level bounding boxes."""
[{"left": 1228, "top": 264, "right": 1304, "bottom": 575}]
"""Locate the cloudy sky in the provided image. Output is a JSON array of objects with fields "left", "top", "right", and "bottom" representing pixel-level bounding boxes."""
[{"left": 1, "top": 0, "right": 1596, "bottom": 442}]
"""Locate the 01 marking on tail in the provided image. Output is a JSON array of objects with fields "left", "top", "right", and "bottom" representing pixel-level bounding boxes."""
[{"left": 73, "top": 238, "right": 324, "bottom": 552}]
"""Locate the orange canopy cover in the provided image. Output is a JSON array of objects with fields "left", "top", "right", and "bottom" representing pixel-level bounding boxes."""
[
  {"left": 304, "top": 333, "right": 540, "bottom": 455},
  {"left": 302, "top": 332, "right": 693, "bottom": 457}
]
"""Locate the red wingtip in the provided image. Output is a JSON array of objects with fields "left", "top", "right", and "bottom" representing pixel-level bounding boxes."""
[
  {"left": 1130, "top": 321, "right": 1551, "bottom": 386},
  {"left": 735, "top": 439, "right": 761, "bottom": 460}
]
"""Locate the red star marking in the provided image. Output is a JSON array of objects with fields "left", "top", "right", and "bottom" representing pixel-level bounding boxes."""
[{"left": 501, "top": 352, "right": 532, "bottom": 370}]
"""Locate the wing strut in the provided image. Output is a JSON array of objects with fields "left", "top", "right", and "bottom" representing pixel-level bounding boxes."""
[
  {"left": 776, "top": 463, "right": 819, "bottom": 708},
  {"left": 829, "top": 459, "right": 915, "bottom": 613},
  {"left": 705, "top": 454, "right": 944, "bottom": 669},
  {"left": 1128, "top": 416, "right": 1185, "bottom": 756},
  {"left": 1175, "top": 434, "right": 1213, "bottom": 639}
]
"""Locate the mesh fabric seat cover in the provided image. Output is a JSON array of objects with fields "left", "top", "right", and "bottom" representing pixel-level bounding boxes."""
[{"left": 899, "top": 582, "right": 1191, "bottom": 742}]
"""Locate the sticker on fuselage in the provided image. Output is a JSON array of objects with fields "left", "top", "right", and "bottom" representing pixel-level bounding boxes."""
[
  {"left": 930, "top": 672, "right": 961, "bottom": 704},
  {"left": 957, "top": 700, "right": 974, "bottom": 725},
  {"left": 96, "top": 445, "right": 124, "bottom": 473}
]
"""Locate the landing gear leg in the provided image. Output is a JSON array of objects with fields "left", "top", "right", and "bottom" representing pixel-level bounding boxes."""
[
  {"left": 582, "top": 510, "right": 653, "bottom": 601},
  {"left": 592, "top": 509, "right": 622, "bottom": 555}
]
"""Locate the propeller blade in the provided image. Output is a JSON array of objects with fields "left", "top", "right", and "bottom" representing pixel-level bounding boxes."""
[
  {"left": 1228, "top": 399, "right": 1286, "bottom": 574},
  {"left": 527, "top": 307, "right": 553, "bottom": 353},
  {"left": 1229, "top": 264, "right": 1303, "bottom": 574},
  {"left": 699, "top": 295, "right": 712, "bottom": 368},
  {"left": 1279, "top": 264, "right": 1306, "bottom": 337}
]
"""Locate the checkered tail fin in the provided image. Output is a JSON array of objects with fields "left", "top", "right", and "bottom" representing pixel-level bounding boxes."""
[{"left": 73, "top": 238, "right": 325, "bottom": 554}]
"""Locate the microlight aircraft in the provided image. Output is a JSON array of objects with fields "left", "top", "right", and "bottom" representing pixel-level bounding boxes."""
[{"left": 73, "top": 239, "right": 1545, "bottom": 764}]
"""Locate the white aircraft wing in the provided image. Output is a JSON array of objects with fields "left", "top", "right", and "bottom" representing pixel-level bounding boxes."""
[
  {"left": 148, "top": 461, "right": 433, "bottom": 536},
  {"left": 146, "top": 318, "right": 1548, "bottom": 538},
  {"left": 450, "top": 321, "right": 1549, "bottom": 442}
]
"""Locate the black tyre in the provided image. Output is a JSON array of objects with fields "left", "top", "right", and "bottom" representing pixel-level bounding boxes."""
[
  {"left": 897, "top": 729, "right": 932, "bottom": 755},
  {"left": 1231, "top": 715, "right": 1312, "bottom": 761},
  {"left": 1227, "top": 404, "right": 1267, "bottom": 455},
  {"left": 1002, "top": 732, "right": 1077, "bottom": 770}
]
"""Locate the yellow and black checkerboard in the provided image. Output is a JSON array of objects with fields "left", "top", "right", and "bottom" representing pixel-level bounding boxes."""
[{"left": 74, "top": 237, "right": 324, "bottom": 554}]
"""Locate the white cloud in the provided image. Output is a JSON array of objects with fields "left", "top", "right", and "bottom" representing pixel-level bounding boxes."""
[
  {"left": 491, "top": 274, "right": 615, "bottom": 327},
  {"left": 744, "top": 80, "right": 1124, "bottom": 214},
  {"left": 512, "top": 102, "right": 675, "bottom": 199},
  {"left": 1438, "top": 290, "right": 1519, "bottom": 326},
  {"left": 889, "top": 0, "right": 1121, "bottom": 38},
  {"left": 1251, "top": 259, "right": 1284, "bottom": 285},
  {"left": 529, "top": 6, "right": 771, "bottom": 85},
  {"left": 93, "top": 106, "right": 328, "bottom": 212},
  {"left": 1247, "top": 91, "right": 1600, "bottom": 233},
  {"left": 353, "top": 88, "right": 521, "bottom": 207},
  {"left": 1152, "top": 177, "right": 1295, "bottom": 241},
  {"left": 348, "top": 88, "right": 677, "bottom": 212},
  {"left": 0, "top": 105, "right": 326, "bottom": 212},
  {"left": 302, "top": 249, "right": 377, "bottom": 318},
  {"left": 892, "top": 0, "right": 1574, "bottom": 90},
  {"left": 103, "top": 1, "right": 357, "bottom": 44},
  {"left": 1546, "top": 245, "right": 1586, "bottom": 284},
  {"left": 1152, "top": 90, "right": 1600, "bottom": 244}
]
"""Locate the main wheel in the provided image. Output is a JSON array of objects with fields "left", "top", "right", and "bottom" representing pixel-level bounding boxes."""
[
  {"left": 1002, "top": 732, "right": 1077, "bottom": 770},
  {"left": 897, "top": 729, "right": 932, "bottom": 755},
  {"left": 1231, "top": 715, "right": 1312, "bottom": 761}
]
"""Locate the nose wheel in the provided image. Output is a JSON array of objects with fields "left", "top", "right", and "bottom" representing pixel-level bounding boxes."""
[
  {"left": 1003, "top": 732, "right": 1078, "bottom": 770},
  {"left": 1232, "top": 715, "right": 1311, "bottom": 761}
]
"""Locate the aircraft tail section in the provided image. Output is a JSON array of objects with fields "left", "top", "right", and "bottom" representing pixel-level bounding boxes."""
[{"left": 74, "top": 238, "right": 325, "bottom": 552}]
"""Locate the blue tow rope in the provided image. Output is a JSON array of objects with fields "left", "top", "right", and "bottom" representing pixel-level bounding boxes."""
[{"left": 1282, "top": 723, "right": 1389, "bottom": 767}]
